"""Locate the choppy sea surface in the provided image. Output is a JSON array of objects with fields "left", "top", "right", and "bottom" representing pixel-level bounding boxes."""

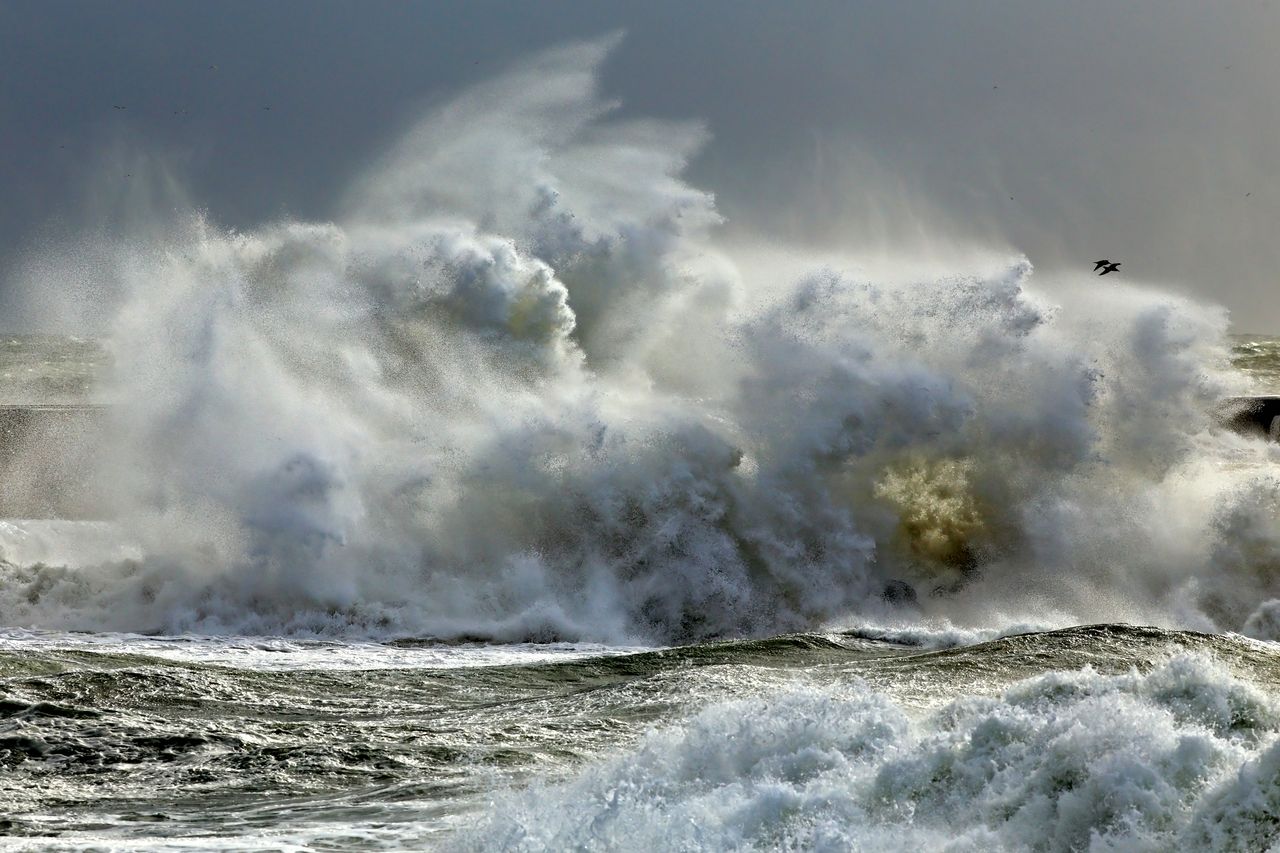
[
  {"left": 5, "top": 42, "right": 1280, "bottom": 850},
  {"left": 1228, "top": 334, "right": 1280, "bottom": 394},
  {"left": 1, "top": 625, "right": 1279, "bottom": 851},
  {"left": 0, "top": 335, "right": 103, "bottom": 405}
]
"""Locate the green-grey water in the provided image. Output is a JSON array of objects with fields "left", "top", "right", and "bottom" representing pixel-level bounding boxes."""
[
  {"left": 3, "top": 626, "right": 1280, "bottom": 851},
  {"left": 1230, "top": 334, "right": 1280, "bottom": 392}
]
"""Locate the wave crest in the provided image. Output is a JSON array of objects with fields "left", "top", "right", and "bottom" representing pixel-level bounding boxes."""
[{"left": 0, "top": 37, "right": 1267, "bottom": 642}]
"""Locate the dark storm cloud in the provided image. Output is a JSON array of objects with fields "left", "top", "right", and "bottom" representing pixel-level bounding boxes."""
[{"left": 1, "top": 0, "right": 1277, "bottom": 326}]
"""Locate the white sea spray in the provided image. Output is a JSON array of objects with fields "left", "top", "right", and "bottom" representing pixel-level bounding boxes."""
[{"left": 0, "top": 37, "right": 1271, "bottom": 645}]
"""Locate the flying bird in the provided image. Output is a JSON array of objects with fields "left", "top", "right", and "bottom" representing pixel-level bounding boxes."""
[
  {"left": 1092, "top": 259, "right": 1111, "bottom": 271},
  {"left": 112, "top": 105, "right": 126, "bottom": 110},
  {"left": 1098, "top": 262, "right": 1121, "bottom": 276}
]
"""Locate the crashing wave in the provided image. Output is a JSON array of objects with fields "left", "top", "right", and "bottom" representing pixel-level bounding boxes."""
[{"left": 1, "top": 37, "right": 1272, "bottom": 643}]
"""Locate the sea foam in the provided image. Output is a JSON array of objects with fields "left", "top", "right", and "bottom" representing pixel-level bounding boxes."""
[{"left": 465, "top": 655, "right": 1280, "bottom": 852}]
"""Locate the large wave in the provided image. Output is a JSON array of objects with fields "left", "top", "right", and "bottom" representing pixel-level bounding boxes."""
[
  {"left": 1, "top": 37, "right": 1277, "bottom": 642},
  {"left": 465, "top": 654, "right": 1280, "bottom": 851}
]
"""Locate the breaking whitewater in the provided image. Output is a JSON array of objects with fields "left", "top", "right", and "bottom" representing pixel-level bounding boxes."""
[{"left": 4, "top": 39, "right": 1280, "bottom": 850}]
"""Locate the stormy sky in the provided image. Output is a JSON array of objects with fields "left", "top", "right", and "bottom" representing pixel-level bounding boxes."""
[{"left": 2, "top": 0, "right": 1277, "bottom": 328}]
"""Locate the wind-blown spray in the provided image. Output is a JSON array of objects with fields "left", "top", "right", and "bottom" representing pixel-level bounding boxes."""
[{"left": 1, "top": 37, "right": 1273, "bottom": 643}]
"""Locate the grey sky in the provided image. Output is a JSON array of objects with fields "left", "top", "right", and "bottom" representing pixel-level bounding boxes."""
[{"left": 2, "top": 0, "right": 1277, "bottom": 328}]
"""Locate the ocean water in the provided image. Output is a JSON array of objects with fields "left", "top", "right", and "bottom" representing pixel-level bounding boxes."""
[
  {"left": 4, "top": 38, "right": 1280, "bottom": 851},
  {"left": 2, "top": 626, "right": 1280, "bottom": 851}
]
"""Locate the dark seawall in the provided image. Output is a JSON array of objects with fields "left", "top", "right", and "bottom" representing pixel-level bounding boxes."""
[{"left": 1214, "top": 396, "right": 1280, "bottom": 440}]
